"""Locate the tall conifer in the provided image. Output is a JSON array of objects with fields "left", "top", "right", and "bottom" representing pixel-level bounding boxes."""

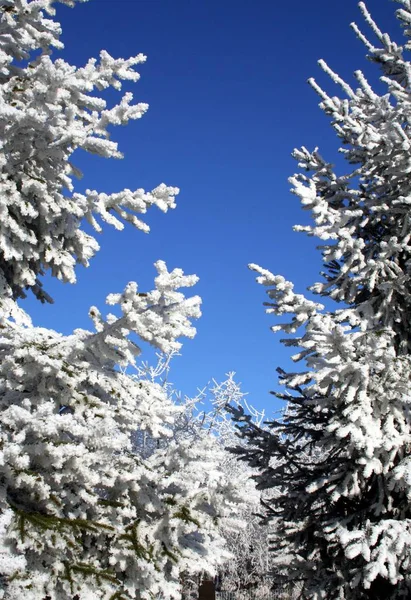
[{"left": 231, "top": 2, "right": 411, "bottom": 597}]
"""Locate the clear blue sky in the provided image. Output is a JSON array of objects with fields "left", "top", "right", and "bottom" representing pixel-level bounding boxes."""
[{"left": 25, "top": 0, "right": 398, "bottom": 412}]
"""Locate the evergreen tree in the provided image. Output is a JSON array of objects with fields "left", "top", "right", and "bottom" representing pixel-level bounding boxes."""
[
  {"left": 230, "top": 2, "right": 411, "bottom": 598},
  {"left": 0, "top": 2, "right": 245, "bottom": 598}
]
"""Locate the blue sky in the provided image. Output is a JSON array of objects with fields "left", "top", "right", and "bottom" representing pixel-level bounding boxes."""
[{"left": 25, "top": 0, "right": 398, "bottom": 412}]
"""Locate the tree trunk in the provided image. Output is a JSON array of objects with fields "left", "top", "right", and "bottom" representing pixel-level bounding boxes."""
[
  {"left": 198, "top": 579, "right": 215, "bottom": 600},
  {"left": 365, "top": 576, "right": 396, "bottom": 600}
]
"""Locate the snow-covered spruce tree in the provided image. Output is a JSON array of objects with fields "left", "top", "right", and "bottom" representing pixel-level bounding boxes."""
[
  {"left": 0, "top": 263, "right": 243, "bottom": 600},
  {"left": 230, "top": 2, "right": 411, "bottom": 598},
  {"left": 0, "top": 2, "right": 246, "bottom": 599}
]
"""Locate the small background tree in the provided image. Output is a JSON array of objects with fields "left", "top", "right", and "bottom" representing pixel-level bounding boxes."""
[{"left": 132, "top": 363, "right": 275, "bottom": 599}]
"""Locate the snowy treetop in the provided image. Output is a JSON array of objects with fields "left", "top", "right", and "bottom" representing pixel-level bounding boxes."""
[{"left": 0, "top": 0, "right": 178, "bottom": 309}]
